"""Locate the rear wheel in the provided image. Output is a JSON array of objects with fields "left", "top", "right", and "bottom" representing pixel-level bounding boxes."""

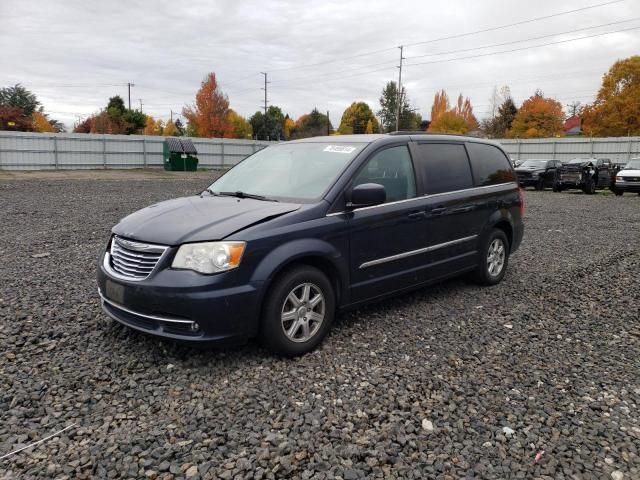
[
  {"left": 552, "top": 180, "right": 562, "bottom": 192},
  {"left": 260, "top": 265, "right": 335, "bottom": 357},
  {"left": 614, "top": 190, "right": 624, "bottom": 196},
  {"left": 473, "top": 229, "right": 510, "bottom": 286}
]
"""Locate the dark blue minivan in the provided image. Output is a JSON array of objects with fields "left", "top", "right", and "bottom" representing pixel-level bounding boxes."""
[{"left": 97, "top": 134, "right": 524, "bottom": 356}]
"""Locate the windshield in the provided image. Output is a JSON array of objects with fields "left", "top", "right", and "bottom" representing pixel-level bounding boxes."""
[
  {"left": 520, "top": 160, "right": 548, "bottom": 167},
  {"left": 568, "top": 158, "right": 592, "bottom": 164},
  {"left": 623, "top": 159, "right": 640, "bottom": 170},
  {"left": 209, "top": 142, "right": 366, "bottom": 201}
]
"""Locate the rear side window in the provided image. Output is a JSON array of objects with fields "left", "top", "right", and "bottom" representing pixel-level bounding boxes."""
[
  {"left": 466, "top": 142, "right": 516, "bottom": 186},
  {"left": 414, "top": 143, "right": 473, "bottom": 194}
]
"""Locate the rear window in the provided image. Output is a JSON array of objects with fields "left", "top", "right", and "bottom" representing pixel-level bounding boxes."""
[
  {"left": 466, "top": 142, "right": 516, "bottom": 186},
  {"left": 414, "top": 143, "right": 473, "bottom": 194}
]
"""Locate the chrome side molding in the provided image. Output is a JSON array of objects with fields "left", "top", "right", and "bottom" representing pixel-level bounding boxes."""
[{"left": 359, "top": 235, "right": 478, "bottom": 269}]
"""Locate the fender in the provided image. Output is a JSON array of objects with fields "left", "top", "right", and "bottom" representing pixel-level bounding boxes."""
[
  {"left": 250, "top": 237, "right": 350, "bottom": 314},
  {"left": 482, "top": 205, "right": 515, "bottom": 246}
]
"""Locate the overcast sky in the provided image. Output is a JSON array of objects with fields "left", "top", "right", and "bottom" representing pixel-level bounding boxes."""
[{"left": 1, "top": 0, "right": 639, "bottom": 129}]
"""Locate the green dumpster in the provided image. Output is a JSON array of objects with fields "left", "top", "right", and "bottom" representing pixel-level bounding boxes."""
[{"left": 163, "top": 138, "right": 199, "bottom": 171}]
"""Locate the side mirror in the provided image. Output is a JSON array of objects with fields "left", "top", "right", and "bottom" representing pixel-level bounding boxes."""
[{"left": 348, "top": 183, "right": 386, "bottom": 209}]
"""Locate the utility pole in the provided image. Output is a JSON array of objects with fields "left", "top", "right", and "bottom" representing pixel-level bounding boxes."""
[
  {"left": 138, "top": 99, "right": 143, "bottom": 112},
  {"left": 395, "top": 46, "right": 404, "bottom": 132},
  {"left": 127, "top": 82, "right": 135, "bottom": 110},
  {"left": 327, "top": 110, "right": 330, "bottom": 136},
  {"left": 260, "top": 72, "right": 270, "bottom": 139},
  {"left": 170, "top": 109, "right": 174, "bottom": 123}
]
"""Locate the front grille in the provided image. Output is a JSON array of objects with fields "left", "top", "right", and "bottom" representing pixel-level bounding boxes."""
[
  {"left": 561, "top": 172, "right": 581, "bottom": 181},
  {"left": 109, "top": 236, "right": 167, "bottom": 280}
]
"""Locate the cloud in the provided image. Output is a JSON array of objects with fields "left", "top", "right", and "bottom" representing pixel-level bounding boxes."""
[{"left": 1, "top": 0, "right": 638, "bottom": 129}]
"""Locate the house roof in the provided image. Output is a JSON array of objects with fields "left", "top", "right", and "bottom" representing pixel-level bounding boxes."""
[{"left": 563, "top": 115, "right": 581, "bottom": 133}]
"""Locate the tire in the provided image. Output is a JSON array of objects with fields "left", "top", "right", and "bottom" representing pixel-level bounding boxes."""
[
  {"left": 535, "top": 178, "right": 544, "bottom": 191},
  {"left": 552, "top": 180, "right": 561, "bottom": 192},
  {"left": 583, "top": 178, "right": 596, "bottom": 195},
  {"left": 260, "top": 265, "right": 335, "bottom": 357},
  {"left": 614, "top": 190, "right": 623, "bottom": 196},
  {"left": 472, "top": 229, "right": 510, "bottom": 286}
]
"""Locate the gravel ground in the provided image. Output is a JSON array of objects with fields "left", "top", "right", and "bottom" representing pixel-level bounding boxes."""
[{"left": 1, "top": 172, "right": 639, "bottom": 480}]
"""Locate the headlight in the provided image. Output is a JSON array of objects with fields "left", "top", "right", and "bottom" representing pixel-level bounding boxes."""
[
  {"left": 172, "top": 241, "right": 246, "bottom": 274},
  {"left": 616, "top": 176, "right": 624, "bottom": 182},
  {"left": 531, "top": 172, "right": 539, "bottom": 178}
]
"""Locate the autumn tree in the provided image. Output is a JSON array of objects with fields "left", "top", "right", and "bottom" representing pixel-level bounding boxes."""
[
  {"left": 428, "top": 90, "right": 478, "bottom": 134},
  {"left": 429, "top": 112, "right": 470, "bottom": 134},
  {"left": 581, "top": 56, "right": 640, "bottom": 136},
  {"left": 451, "top": 94, "right": 478, "bottom": 131},
  {"left": 338, "top": 102, "right": 380, "bottom": 134},
  {"left": 32, "top": 111, "right": 55, "bottom": 132},
  {"left": 183, "top": 73, "right": 233, "bottom": 138},
  {"left": 508, "top": 94, "right": 564, "bottom": 138},
  {"left": 283, "top": 116, "right": 296, "bottom": 140},
  {"left": 163, "top": 120, "right": 179, "bottom": 137},
  {"left": 227, "top": 109, "right": 252, "bottom": 139},
  {"left": 291, "top": 108, "right": 332, "bottom": 139},
  {"left": 430, "top": 90, "right": 450, "bottom": 126},
  {"left": 0, "top": 107, "right": 33, "bottom": 131}
]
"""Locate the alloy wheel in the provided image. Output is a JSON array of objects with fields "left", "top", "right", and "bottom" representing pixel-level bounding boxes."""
[
  {"left": 487, "top": 239, "right": 506, "bottom": 277},
  {"left": 281, "top": 283, "right": 325, "bottom": 343}
]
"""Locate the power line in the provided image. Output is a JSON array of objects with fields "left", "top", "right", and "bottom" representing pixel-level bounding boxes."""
[
  {"left": 405, "top": 17, "right": 640, "bottom": 60},
  {"left": 404, "top": 25, "right": 640, "bottom": 68},
  {"left": 404, "top": 0, "right": 626, "bottom": 47},
  {"left": 260, "top": 0, "right": 625, "bottom": 75}
]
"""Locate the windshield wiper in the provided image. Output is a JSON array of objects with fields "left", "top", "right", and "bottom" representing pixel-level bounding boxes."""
[{"left": 217, "top": 191, "right": 278, "bottom": 202}]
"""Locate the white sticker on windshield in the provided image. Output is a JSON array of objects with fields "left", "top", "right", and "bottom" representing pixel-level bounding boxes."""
[{"left": 324, "top": 145, "right": 356, "bottom": 154}]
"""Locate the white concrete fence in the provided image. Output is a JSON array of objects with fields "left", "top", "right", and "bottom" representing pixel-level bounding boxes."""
[
  {"left": 0, "top": 131, "right": 272, "bottom": 170},
  {"left": 1, "top": 131, "right": 639, "bottom": 170},
  {"left": 499, "top": 136, "right": 640, "bottom": 166}
]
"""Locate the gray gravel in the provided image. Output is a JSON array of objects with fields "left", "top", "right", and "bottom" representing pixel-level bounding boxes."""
[{"left": 1, "top": 172, "right": 639, "bottom": 479}]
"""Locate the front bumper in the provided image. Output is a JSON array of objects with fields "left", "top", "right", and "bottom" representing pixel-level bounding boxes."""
[
  {"left": 556, "top": 180, "right": 583, "bottom": 189},
  {"left": 97, "top": 254, "right": 263, "bottom": 344},
  {"left": 615, "top": 180, "right": 640, "bottom": 193},
  {"left": 517, "top": 177, "right": 539, "bottom": 187}
]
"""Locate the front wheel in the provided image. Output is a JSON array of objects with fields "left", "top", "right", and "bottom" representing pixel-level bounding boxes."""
[
  {"left": 614, "top": 189, "right": 624, "bottom": 196},
  {"left": 535, "top": 178, "right": 544, "bottom": 191},
  {"left": 583, "top": 178, "right": 596, "bottom": 194},
  {"left": 473, "top": 229, "right": 510, "bottom": 286},
  {"left": 260, "top": 265, "right": 335, "bottom": 357}
]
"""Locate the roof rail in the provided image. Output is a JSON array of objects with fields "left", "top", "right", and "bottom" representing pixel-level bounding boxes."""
[
  {"left": 387, "top": 131, "right": 431, "bottom": 135},
  {"left": 387, "top": 131, "right": 482, "bottom": 137}
]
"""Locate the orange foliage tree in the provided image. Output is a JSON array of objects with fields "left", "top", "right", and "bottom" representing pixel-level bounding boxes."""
[
  {"left": 183, "top": 73, "right": 233, "bottom": 138},
  {"left": 32, "top": 111, "right": 55, "bottom": 132},
  {"left": 428, "top": 90, "right": 478, "bottom": 134},
  {"left": 430, "top": 90, "right": 450, "bottom": 126},
  {"left": 508, "top": 93, "right": 564, "bottom": 138},
  {"left": 581, "top": 56, "right": 640, "bottom": 136}
]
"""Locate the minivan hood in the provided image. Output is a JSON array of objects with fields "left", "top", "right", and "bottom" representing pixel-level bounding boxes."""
[{"left": 112, "top": 195, "right": 301, "bottom": 245}]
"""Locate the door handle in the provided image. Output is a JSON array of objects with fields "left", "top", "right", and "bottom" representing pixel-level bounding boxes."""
[
  {"left": 429, "top": 206, "right": 447, "bottom": 215},
  {"left": 449, "top": 205, "right": 474, "bottom": 214},
  {"left": 407, "top": 210, "right": 426, "bottom": 219}
]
